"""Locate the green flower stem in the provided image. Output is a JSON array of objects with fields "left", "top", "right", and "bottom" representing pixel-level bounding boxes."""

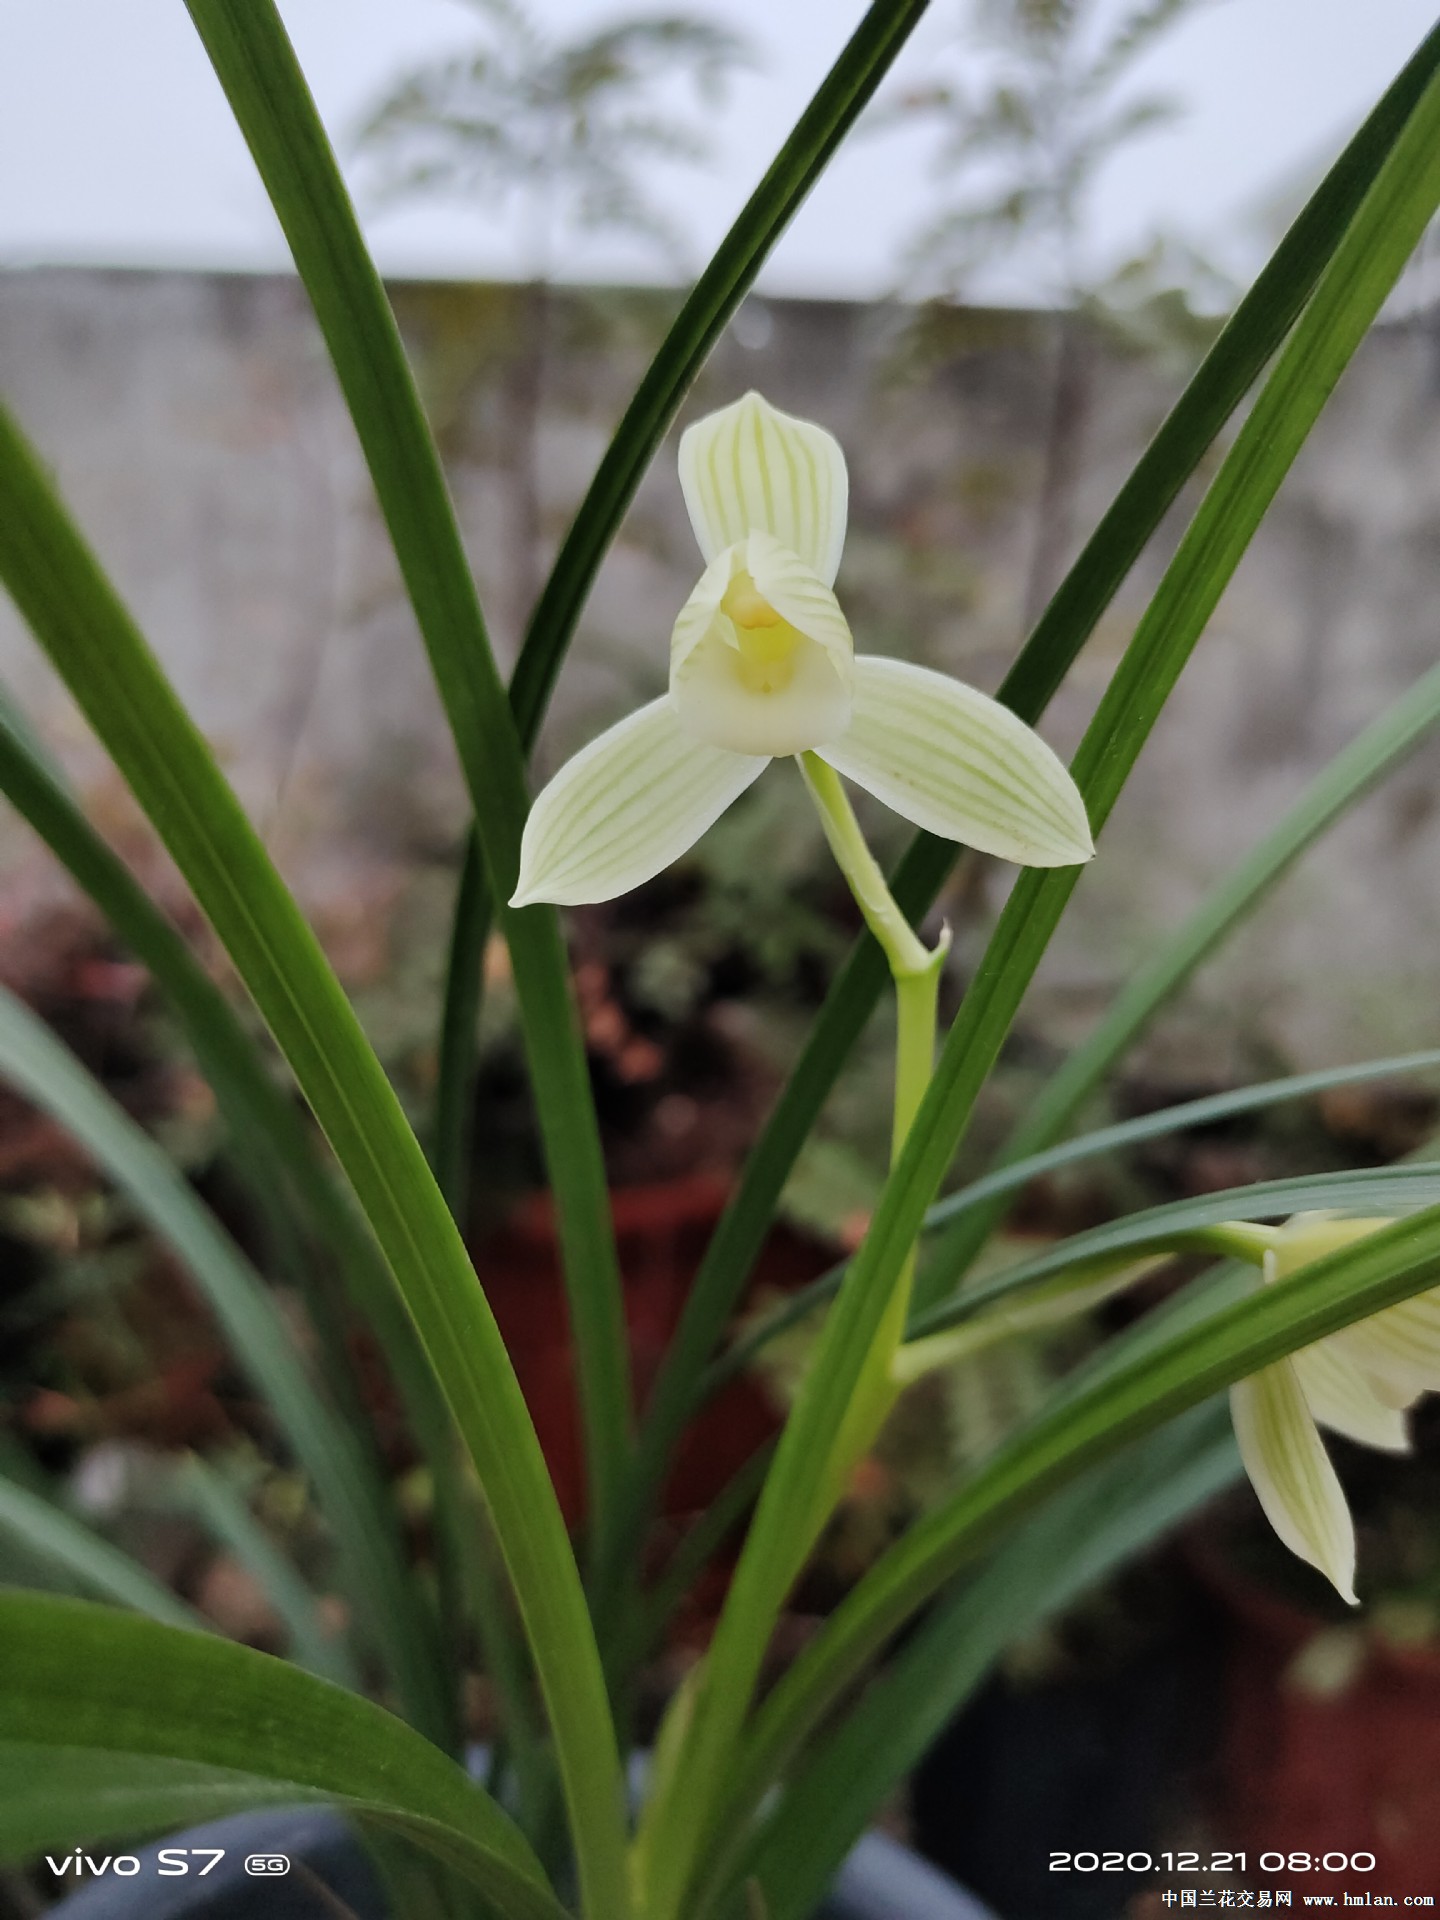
[
  {"left": 892, "top": 960, "right": 944, "bottom": 1164},
  {"left": 799, "top": 749, "right": 948, "bottom": 1343},
  {"left": 1210, "top": 1224, "right": 1279, "bottom": 1267},
  {"left": 641, "top": 760, "right": 946, "bottom": 1918},
  {"left": 798, "top": 756, "right": 932, "bottom": 981}
]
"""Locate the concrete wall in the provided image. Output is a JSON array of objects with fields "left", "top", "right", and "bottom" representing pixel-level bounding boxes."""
[{"left": 2, "top": 267, "right": 1440, "bottom": 1075}]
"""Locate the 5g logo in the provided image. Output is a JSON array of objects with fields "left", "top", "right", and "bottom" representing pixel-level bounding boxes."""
[{"left": 245, "top": 1855, "right": 292, "bottom": 1877}]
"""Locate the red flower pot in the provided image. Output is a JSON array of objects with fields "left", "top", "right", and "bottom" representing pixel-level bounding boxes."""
[
  {"left": 473, "top": 1174, "right": 834, "bottom": 1527},
  {"left": 1198, "top": 1550, "right": 1440, "bottom": 1890}
]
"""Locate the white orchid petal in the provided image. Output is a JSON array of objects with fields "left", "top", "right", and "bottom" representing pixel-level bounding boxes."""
[
  {"left": 744, "top": 531, "right": 854, "bottom": 691},
  {"left": 510, "top": 698, "right": 767, "bottom": 908},
  {"left": 1268, "top": 1214, "right": 1391, "bottom": 1280},
  {"left": 1328, "top": 1287, "right": 1440, "bottom": 1403},
  {"left": 671, "top": 626, "right": 851, "bottom": 757},
  {"left": 816, "top": 656, "right": 1094, "bottom": 867},
  {"left": 1231, "top": 1364, "right": 1357, "bottom": 1604},
  {"left": 679, "top": 391, "right": 848, "bottom": 584},
  {"left": 669, "top": 545, "right": 739, "bottom": 675},
  {"left": 1292, "top": 1339, "right": 1411, "bottom": 1453}
]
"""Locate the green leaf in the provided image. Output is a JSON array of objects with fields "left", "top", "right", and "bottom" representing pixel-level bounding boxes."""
[
  {"left": 0, "top": 680, "right": 455, "bottom": 1740},
  {"left": 0, "top": 401, "right": 627, "bottom": 1920},
  {"left": 621, "top": 1445, "right": 775, "bottom": 1679},
  {"left": 721, "top": 1405, "right": 1237, "bottom": 1920},
  {"left": 0, "top": 1592, "right": 565, "bottom": 1920},
  {"left": 0, "top": 983, "right": 438, "bottom": 1737},
  {"left": 432, "top": 831, "right": 488, "bottom": 1218},
  {"left": 0, "top": 1478, "right": 203, "bottom": 1633},
  {"left": 928, "top": 653, "right": 1440, "bottom": 1288},
  {"left": 722, "top": 1206, "right": 1440, "bottom": 1877},
  {"left": 619, "top": 14, "right": 1440, "bottom": 1570},
  {"left": 927, "top": 1047, "right": 1440, "bottom": 1238},
  {"left": 436, "top": 0, "right": 936, "bottom": 1235},
  {"left": 644, "top": 52, "right": 1440, "bottom": 1918},
  {"left": 181, "top": 0, "right": 634, "bottom": 1564}
]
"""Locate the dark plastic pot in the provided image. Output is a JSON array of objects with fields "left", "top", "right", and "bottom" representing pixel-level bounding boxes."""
[
  {"left": 911, "top": 1576, "right": 1224, "bottom": 1920},
  {"left": 44, "top": 1804, "right": 998, "bottom": 1920}
]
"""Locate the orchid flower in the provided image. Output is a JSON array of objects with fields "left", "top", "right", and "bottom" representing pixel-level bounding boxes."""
[
  {"left": 510, "top": 391, "right": 1093, "bottom": 911},
  {"left": 1229, "top": 1212, "right": 1440, "bottom": 1604}
]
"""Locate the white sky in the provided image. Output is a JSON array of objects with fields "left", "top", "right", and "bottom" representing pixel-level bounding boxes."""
[{"left": 0, "top": 0, "right": 1436, "bottom": 300}]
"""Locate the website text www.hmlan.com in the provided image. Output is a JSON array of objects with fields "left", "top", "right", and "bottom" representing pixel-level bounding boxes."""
[{"left": 1158, "top": 1890, "right": 1436, "bottom": 1908}]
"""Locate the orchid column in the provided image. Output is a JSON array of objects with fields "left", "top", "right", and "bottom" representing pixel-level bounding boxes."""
[{"left": 513, "top": 390, "right": 1094, "bottom": 1501}]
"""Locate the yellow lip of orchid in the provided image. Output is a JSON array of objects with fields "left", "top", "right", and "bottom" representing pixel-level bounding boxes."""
[
  {"left": 1227, "top": 1211, "right": 1436, "bottom": 1605},
  {"left": 510, "top": 390, "right": 1094, "bottom": 911}
]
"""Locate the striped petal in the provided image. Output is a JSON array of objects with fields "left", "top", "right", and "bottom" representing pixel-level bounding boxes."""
[
  {"left": 1231, "top": 1362, "right": 1357, "bottom": 1604},
  {"left": 1328, "top": 1288, "right": 1440, "bottom": 1404},
  {"left": 817, "top": 656, "right": 1094, "bottom": 867},
  {"left": 1292, "top": 1339, "right": 1411, "bottom": 1453},
  {"left": 510, "top": 698, "right": 767, "bottom": 908},
  {"left": 679, "top": 391, "right": 848, "bottom": 585}
]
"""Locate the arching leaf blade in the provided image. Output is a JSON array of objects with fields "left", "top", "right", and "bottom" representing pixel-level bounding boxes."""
[{"left": 0, "top": 1592, "right": 564, "bottom": 1920}]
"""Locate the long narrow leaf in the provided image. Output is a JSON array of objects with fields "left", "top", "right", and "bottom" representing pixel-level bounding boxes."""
[
  {"left": 703, "top": 1048, "right": 1440, "bottom": 1403},
  {"left": 0, "top": 1591, "right": 564, "bottom": 1920},
  {"left": 726, "top": 1406, "right": 1237, "bottom": 1920},
  {"left": 433, "top": 832, "right": 488, "bottom": 1218},
  {"left": 618, "top": 17, "right": 1440, "bottom": 1568},
  {"left": 181, "top": 0, "right": 634, "bottom": 1564},
  {"left": 929, "top": 653, "right": 1440, "bottom": 1286},
  {"left": 646, "top": 56, "right": 1440, "bottom": 1917},
  {"left": 0, "top": 408, "right": 628, "bottom": 1920},
  {"left": 720, "top": 1206, "right": 1440, "bottom": 1877},
  {"left": 912, "top": 1163, "right": 1440, "bottom": 1337},
  {"left": 0, "top": 983, "right": 437, "bottom": 1738},
  {"left": 926, "top": 1048, "right": 1440, "bottom": 1236},
  {"left": 0, "top": 1478, "right": 203, "bottom": 1633}
]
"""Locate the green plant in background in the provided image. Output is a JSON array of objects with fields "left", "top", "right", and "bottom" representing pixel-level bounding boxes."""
[
  {"left": 354, "top": 0, "right": 754, "bottom": 636},
  {"left": 883, "top": 0, "right": 1222, "bottom": 303},
  {"left": 2, "top": 5, "right": 1440, "bottom": 1920},
  {"left": 876, "top": 0, "right": 1232, "bottom": 623},
  {"left": 355, "top": 0, "right": 749, "bottom": 268}
]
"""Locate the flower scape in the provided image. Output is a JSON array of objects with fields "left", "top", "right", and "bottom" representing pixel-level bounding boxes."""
[{"left": 512, "top": 391, "right": 1438, "bottom": 1615}]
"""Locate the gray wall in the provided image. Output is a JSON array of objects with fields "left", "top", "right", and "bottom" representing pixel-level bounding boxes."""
[{"left": 2, "top": 267, "right": 1439, "bottom": 1076}]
